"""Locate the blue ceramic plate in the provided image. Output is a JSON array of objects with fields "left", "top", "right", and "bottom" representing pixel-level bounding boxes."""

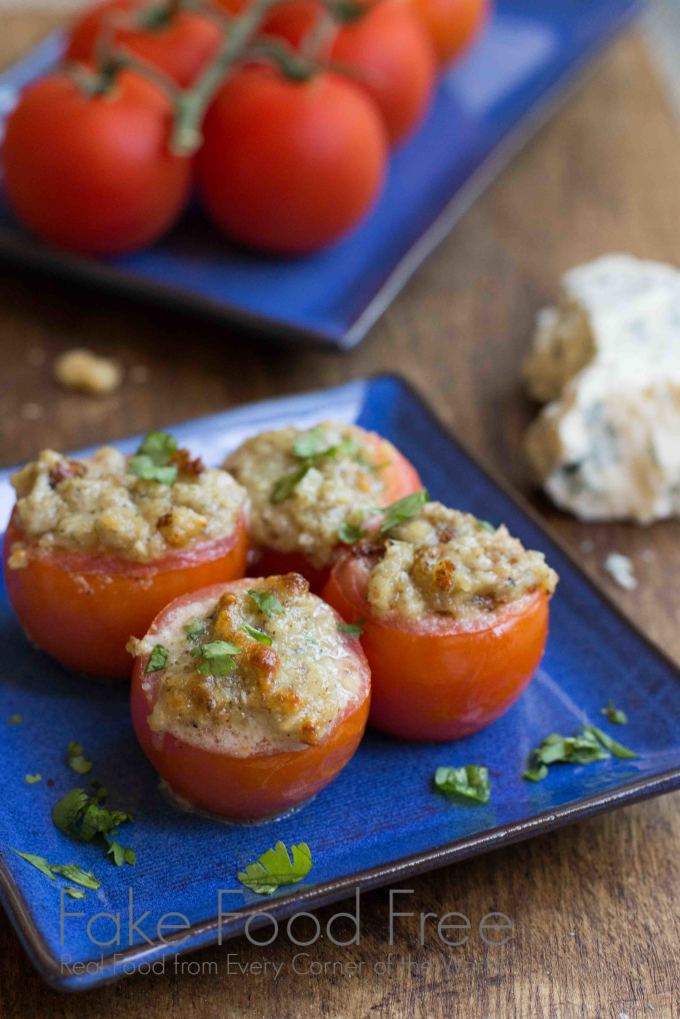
[
  {"left": 1, "top": 375, "right": 680, "bottom": 991},
  {"left": 0, "top": 0, "right": 639, "bottom": 348}
]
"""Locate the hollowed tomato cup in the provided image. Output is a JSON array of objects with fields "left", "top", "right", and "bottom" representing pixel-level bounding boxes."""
[
  {"left": 3, "top": 510, "right": 248, "bottom": 680},
  {"left": 247, "top": 431, "right": 423, "bottom": 594},
  {"left": 130, "top": 581, "right": 371, "bottom": 821},
  {"left": 323, "top": 553, "right": 551, "bottom": 742}
]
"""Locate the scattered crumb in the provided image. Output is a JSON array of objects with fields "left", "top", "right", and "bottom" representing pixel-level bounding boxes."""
[
  {"left": 54, "top": 348, "right": 123, "bottom": 396},
  {"left": 27, "top": 347, "right": 46, "bottom": 367},
  {"left": 20, "top": 402, "right": 43, "bottom": 421},
  {"left": 579, "top": 539, "right": 595, "bottom": 554},
  {"left": 129, "top": 364, "right": 150, "bottom": 385},
  {"left": 6, "top": 714, "right": 22, "bottom": 725},
  {"left": 604, "top": 553, "right": 638, "bottom": 591}
]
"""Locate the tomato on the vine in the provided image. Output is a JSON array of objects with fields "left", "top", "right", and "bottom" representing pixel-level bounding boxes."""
[
  {"left": 409, "top": 0, "right": 489, "bottom": 66},
  {"left": 260, "top": 0, "right": 436, "bottom": 145},
  {"left": 66, "top": 0, "right": 223, "bottom": 87},
  {"left": 2, "top": 69, "right": 191, "bottom": 256},
  {"left": 197, "top": 64, "right": 388, "bottom": 255}
]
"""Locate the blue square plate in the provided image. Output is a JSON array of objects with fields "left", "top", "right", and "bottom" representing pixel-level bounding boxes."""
[
  {"left": 0, "top": 0, "right": 639, "bottom": 348},
  {"left": 1, "top": 375, "right": 680, "bottom": 991}
]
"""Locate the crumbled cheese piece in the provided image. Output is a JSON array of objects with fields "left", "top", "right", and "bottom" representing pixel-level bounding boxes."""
[
  {"left": 603, "top": 553, "right": 638, "bottom": 591},
  {"left": 54, "top": 348, "right": 123, "bottom": 396},
  {"left": 524, "top": 255, "right": 680, "bottom": 523}
]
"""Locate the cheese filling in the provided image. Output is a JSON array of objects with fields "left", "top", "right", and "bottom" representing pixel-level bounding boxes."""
[
  {"left": 10, "top": 446, "right": 247, "bottom": 564},
  {"left": 366, "top": 503, "right": 558, "bottom": 621},
  {"left": 225, "top": 422, "right": 397, "bottom": 568},
  {"left": 133, "top": 575, "right": 364, "bottom": 755}
]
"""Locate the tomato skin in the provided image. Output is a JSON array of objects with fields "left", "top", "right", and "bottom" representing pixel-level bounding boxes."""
[
  {"left": 197, "top": 65, "right": 388, "bottom": 255},
  {"left": 130, "top": 580, "right": 371, "bottom": 819},
  {"left": 264, "top": 0, "right": 436, "bottom": 145},
  {"left": 66, "top": 0, "right": 223, "bottom": 87},
  {"left": 410, "top": 0, "right": 490, "bottom": 66},
  {"left": 3, "top": 512, "right": 248, "bottom": 680},
  {"left": 323, "top": 553, "right": 550, "bottom": 741},
  {"left": 245, "top": 430, "right": 422, "bottom": 592},
  {"left": 2, "top": 70, "right": 191, "bottom": 256}
]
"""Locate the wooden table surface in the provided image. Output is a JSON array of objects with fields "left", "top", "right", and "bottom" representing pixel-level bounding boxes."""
[{"left": 1, "top": 15, "right": 679, "bottom": 1019}]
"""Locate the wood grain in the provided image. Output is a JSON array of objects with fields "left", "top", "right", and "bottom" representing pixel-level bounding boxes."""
[{"left": 0, "top": 16, "right": 679, "bottom": 1018}]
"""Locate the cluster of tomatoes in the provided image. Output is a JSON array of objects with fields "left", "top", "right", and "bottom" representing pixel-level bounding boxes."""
[{"left": 3, "top": 0, "right": 488, "bottom": 258}]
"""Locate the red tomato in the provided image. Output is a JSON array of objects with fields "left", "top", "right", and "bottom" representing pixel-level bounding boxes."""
[
  {"left": 264, "top": 0, "right": 436, "bottom": 144},
  {"left": 66, "top": 0, "right": 223, "bottom": 87},
  {"left": 247, "top": 429, "right": 423, "bottom": 592},
  {"left": 323, "top": 551, "right": 551, "bottom": 741},
  {"left": 3, "top": 512, "right": 248, "bottom": 680},
  {"left": 2, "top": 70, "right": 191, "bottom": 256},
  {"left": 197, "top": 65, "right": 388, "bottom": 255},
  {"left": 130, "top": 580, "right": 371, "bottom": 819},
  {"left": 409, "top": 0, "right": 489, "bottom": 66}
]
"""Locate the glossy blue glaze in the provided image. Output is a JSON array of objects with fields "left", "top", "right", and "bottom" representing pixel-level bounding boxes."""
[
  {"left": 0, "top": 0, "right": 639, "bottom": 347},
  {"left": 0, "top": 376, "right": 679, "bottom": 990}
]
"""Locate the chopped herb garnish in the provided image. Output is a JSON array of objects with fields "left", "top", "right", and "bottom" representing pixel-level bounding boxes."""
[
  {"left": 477, "top": 519, "right": 496, "bottom": 533},
  {"left": 271, "top": 429, "right": 362, "bottom": 503},
  {"left": 522, "top": 764, "right": 549, "bottom": 782},
  {"left": 338, "top": 620, "right": 364, "bottom": 637},
  {"left": 530, "top": 730, "right": 610, "bottom": 767},
  {"left": 7, "top": 714, "right": 22, "bottom": 725},
  {"left": 193, "top": 639, "right": 241, "bottom": 678},
  {"left": 145, "top": 644, "right": 168, "bottom": 674},
  {"left": 105, "top": 838, "right": 136, "bottom": 867},
  {"left": 67, "top": 741, "right": 93, "bottom": 775},
  {"left": 292, "top": 427, "right": 332, "bottom": 459},
  {"left": 584, "top": 725, "right": 637, "bottom": 760},
  {"left": 12, "top": 849, "right": 56, "bottom": 881},
  {"left": 52, "top": 786, "right": 134, "bottom": 867},
  {"left": 337, "top": 521, "right": 367, "bottom": 544},
  {"left": 24, "top": 774, "right": 42, "bottom": 785},
  {"left": 65, "top": 887, "right": 87, "bottom": 900},
  {"left": 242, "top": 623, "right": 272, "bottom": 646},
  {"left": 434, "top": 765, "right": 491, "bottom": 804},
  {"left": 184, "top": 620, "right": 207, "bottom": 643},
  {"left": 380, "top": 490, "right": 429, "bottom": 533},
  {"left": 247, "top": 589, "right": 283, "bottom": 617},
  {"left": 128, "top": 430, "right": 178, "bottom": 485},
  {"left": 600, "top": 700, "right": 628, "bottom": 725},
  {"left": 238, "top": 841, "right": 313, "bottom": 895},
  {"left": 50, "top": 863, "right": 101, "bottom": 890},
  {"left": 12, "top": 850, "right": 101, "bottom": 892},
  {"left": 271, "top": 464, "right": 311, "bottom": 504}
]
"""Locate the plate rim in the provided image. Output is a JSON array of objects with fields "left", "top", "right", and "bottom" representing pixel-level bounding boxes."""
[{"left": 1, "top": 371, "right": 679, "bottom": 991}]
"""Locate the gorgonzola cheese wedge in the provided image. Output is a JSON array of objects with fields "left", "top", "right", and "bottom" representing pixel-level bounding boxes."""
[{"left": 523, "top": 254, "right": 680, "bottom": 523}]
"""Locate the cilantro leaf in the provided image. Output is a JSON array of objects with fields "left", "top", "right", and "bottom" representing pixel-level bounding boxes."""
[
  {"left": 65, "top": 887, "right": 87, "bottom": 900},
  {"left": 338, "top": 620, "right": 364, "bottom": 637},
  {"left": 271, "top": 464, "right": 311, "bottom": 504},
  {"left": 380, "top": 490, "right": 429, "bottom": 533},
  {"left": 24, "top": 774, "right": 42, "bottom": 784},
  {"left": 199, "top": 640, "right": 241, "bottom": 658},
  {"left": 292, "top": 427, "right": 332, "bottom": 459},
  {"left": 145, "top": 644, "right": 168, "bottom": 674},
  {"left": 238, "top": 841, "right": 313, "bottom": 895},
  {"left": 337, "top": 521, "right": 367, "bottom": 545},
  {"left": 52, "top": 788, "right": 90, "bottom": 836},
  {"left": 584, "top": 725, "right": 637, "bottom": 760},
  {"left": 12, "top": 849, "right": 56, "bottom": 880},
  {"left": 51, "top": 864, "right": 101, "bottom": 890},
  {"left": 247, "top": 589, "right": 283, "bottom": 617},
  {"left": 600, "top": 700, "right": 628, "bottom": 725},
  {"left": 67, "top": 741, "right": 93, "bottom": 775},
  {"left": 242, "top": 623, "right": 272, "bottom": 646},
  {"left": 522, "top": 764, "right": 548, "bottom": 782},
  {"left": 434, "top": 765, "right": 491, "bottom": 804},
  {"left": 193, "top": 639, "right": 240, "bottom": 678},
  {"left": 6, "top": 714, "right": 22, "bottom": 725},
  {"left": 105, "top": 838, "right": 136, "bottom": 867},
  {"left": 128, "top": 431, "right": 178, "bottom": 485},
  {"left": 477, "top": 519, "right": 496, "bottom": 533},
  {"left": 531, "top": 730, "right": 610, "bottom": 767},
  {"left": 184, "top": 620, "right": 207, "bottom": 643},
  {"left": 52, "top": 786, "right": 134, "bottom": 867}
]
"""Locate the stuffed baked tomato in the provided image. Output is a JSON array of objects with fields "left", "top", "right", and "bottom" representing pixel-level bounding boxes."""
[
  {"left": 323, "top": 500, "right": 558, "bottom": 741},
  {"left": 225, "top": 422, "right": 422, "bottom": 593},
  {"left": 3, "top": 433, "right": 248, "bottom": 679},
  {"left": 130, "top": 574, "right": 370, "bottom": 820}
]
